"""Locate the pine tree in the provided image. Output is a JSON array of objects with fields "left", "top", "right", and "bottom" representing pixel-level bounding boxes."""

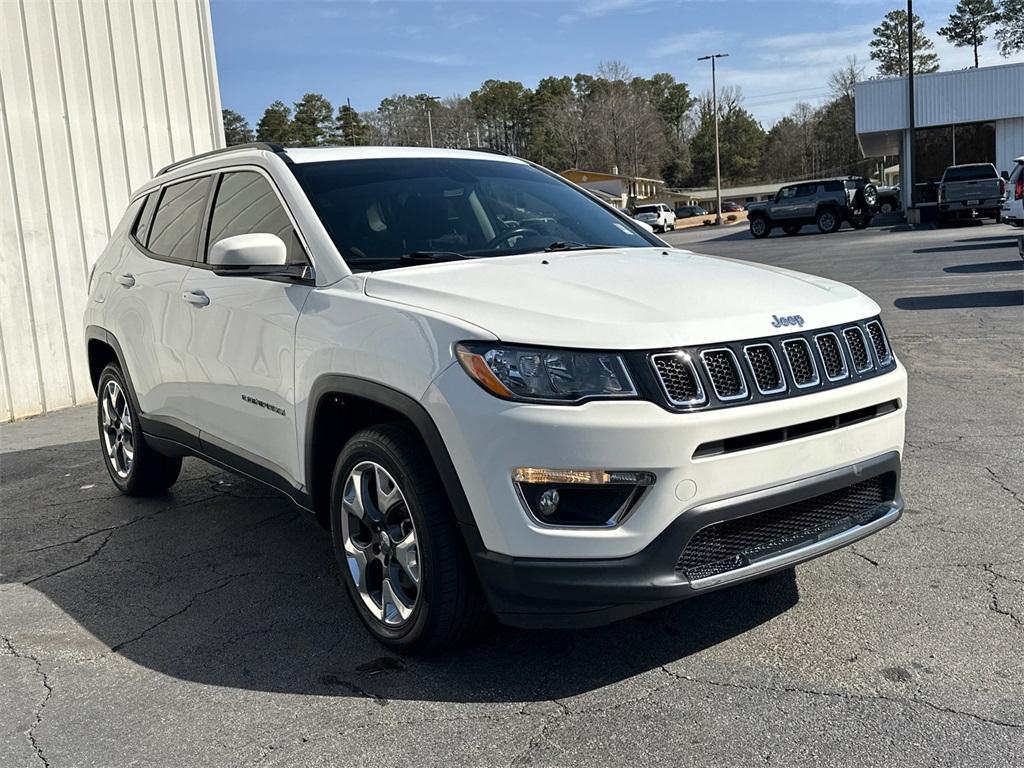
[
  {"left": 290, "top": 93, "right": 335, "bottom": 146},
  {"left": 255, "top": 101, "right": 292, "bottom": 144},
  {"left": 222, "top": 109, "right": 253, "bottom": 146},
  {"left": 336, "top": 103, "right": 370, "bottom": 146},
  {"left": 869, "top": 10, "right": 940, "bottom": 77},
  {"left": 939, "top": 0, "right": 999, "bottom": 67},
  {"left": 995, "top": 0, "right": 1024, "bottom": 55}
]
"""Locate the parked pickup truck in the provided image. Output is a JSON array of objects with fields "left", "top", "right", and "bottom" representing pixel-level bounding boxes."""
[{"left": 938, "top": 163, "right": 1005, "bottom": 224}]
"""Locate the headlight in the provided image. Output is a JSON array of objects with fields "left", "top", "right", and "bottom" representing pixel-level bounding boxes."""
[{"left": 455, "top": 342, "right": 637, "bottom": 403}]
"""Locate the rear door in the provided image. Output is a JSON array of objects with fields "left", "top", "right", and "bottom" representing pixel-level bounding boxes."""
[
  {"left": 177, "top": 168, "right": 313, "bottom": 487},
  {"left": 105, "top": 176, "right": 211, "bottom": 431},
  {"left": 792, "top": 183, "right": 820, "bottom": 219}
]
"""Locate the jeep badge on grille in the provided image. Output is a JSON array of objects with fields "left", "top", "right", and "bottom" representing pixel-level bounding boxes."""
[{"left": 771, "top": 314, "right": 805, "bottom": 328}]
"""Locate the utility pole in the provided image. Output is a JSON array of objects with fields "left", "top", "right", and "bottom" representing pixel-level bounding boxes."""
[
  {"left": 907, "top": 0, "right": 916, "bottom": 214},
  {"left": 421, "top": 95, "right": 440, "bottom": 147},
  {"left": 698, "top": 53, "right": 729, "bottom": 226}
]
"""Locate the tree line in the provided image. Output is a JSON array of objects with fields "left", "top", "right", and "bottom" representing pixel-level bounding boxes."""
[{"left": 222, "top": 2, "right": 1023, "bottom": 189}]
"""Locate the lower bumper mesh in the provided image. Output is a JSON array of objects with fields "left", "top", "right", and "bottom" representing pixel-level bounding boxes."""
[{"left": 676, "top": 474, "right": 894, "bottom": 581}]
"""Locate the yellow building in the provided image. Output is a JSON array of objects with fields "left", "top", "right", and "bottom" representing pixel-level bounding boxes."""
[{"left": 560, "top": 169, "right": 665, "bottom": 207}]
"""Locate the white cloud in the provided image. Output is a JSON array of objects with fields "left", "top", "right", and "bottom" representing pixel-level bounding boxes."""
[
  {"left": 558, "top": 0, "right": 658, "bottom": 25},
  {"left": 651, "top": 30, "right": 724, "bottom": 58}
]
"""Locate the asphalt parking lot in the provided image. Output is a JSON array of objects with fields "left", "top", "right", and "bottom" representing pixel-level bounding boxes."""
[{"left": 2, "top": 220, "right": 1022, "bottom": 768}]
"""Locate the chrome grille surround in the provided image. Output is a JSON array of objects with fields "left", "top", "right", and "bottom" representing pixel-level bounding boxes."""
[
  {"left": 650, "top": 352, "right": 707, "bottom": 407},
  {"left": 814, "top": 332, "right": 849, "bottom": 381},
  {"left": 742, "top": 343, "right": 787, "bottom": 395},
  {"left": 644, "top": 316, "right": 895, "bottom": 412},
  {"left": 782, "top": 338, "right": 820, "bottom": 389},
  {"left": 699, "top": 348, "right": 749, "bottom": 401},
  {"left": 842, "top": 326, "right": 873, "bottom": 373},
  {"left": 865, "top": 320, "right": 892, "bottom": 366}
]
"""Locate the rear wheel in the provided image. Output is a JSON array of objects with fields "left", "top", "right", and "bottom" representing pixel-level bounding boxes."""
[
  {"left": 749, "top": 216, "right": 771, "bottom": 239},
  {"left": 782, "top": 224, "right": 801, "bottom": 235},
  {"left": 330, "top": 423, "right": 483, "bottom": 653},
  {"left": 97, "top": 364, "right": 181, "bottom": 495},
  {"left": 816, "top": 208, "right": 840, "bottom": 234}
]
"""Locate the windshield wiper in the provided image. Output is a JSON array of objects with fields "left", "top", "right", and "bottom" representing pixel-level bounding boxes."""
[
  {"left": 543, "top": 241, "right": 613, "bottom": 252},
  {"left": 399, "top": 250, "right": 471, "bottom": 263}
]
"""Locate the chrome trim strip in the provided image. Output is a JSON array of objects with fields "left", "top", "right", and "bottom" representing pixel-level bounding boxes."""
[
  {"left": 813, "top": 331, "right": 849, "bottom": 381},
  {"left": 781, "top": 337, "right": 820, "bottom": 389},
  {"left": 689, "top": 500, "right": 903, "bottom": 590},
  {"left": 700, "top": 347, "right": 749, "bottom": 401},
  {"left": 742, "top": 343, "right": 788, "bottom": 395},
  {"left": 650, "top": 351, "right": 707, "bottom": 407},
  {"left": 841, "top": 325, "right": 873, "bottom": 373},
  {"left": 865, "top": 320, "right": 893, "bottom": 366}
]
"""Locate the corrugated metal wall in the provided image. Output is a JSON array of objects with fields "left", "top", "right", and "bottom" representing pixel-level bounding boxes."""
[
  {"left": 0, "top": 0, "right": 222, "bottom": 421},
  {"left": 856, "top": 63, "right": 1024, "bottom": 134},
  {"left": 996, "top": 117, "right": 1024, "bottom": 172}
]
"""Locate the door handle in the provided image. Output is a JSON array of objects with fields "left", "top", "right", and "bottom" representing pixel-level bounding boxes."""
[
  {"left": 182, "top": 290, "right": 210, "bottom": 307},
  {"left": 115, "top": 273, "right": 135, "bottom": 287}
]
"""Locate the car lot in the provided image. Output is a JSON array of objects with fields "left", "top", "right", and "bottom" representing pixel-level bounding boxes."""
[{"left": 1, "top": 221, "right": 1022, "bottom": 767}]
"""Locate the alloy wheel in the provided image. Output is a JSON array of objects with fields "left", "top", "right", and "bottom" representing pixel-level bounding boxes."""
[
  {"left": 100, "top": 379, "right": 134, "bottom": 479},
  {"left": 341, "top": 461, "right": 421, "bottom": 627}
]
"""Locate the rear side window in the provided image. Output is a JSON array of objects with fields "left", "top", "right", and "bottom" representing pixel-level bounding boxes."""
[
  {"left": 206, "top": 171, "right": 306, "bottom": 265},
  {"left": 147, "top": 177, "right": 212, "bottom": 261},
  {"left": 942, "top": 164, "right": 997, "bottom": 182},
  {"left": 795, "top": 183, "right": 818, "bottom": 196},
  {"left": 132, "top": 193, "right": 158, "bottom": 246},
  {"left": 824, "top": 180, "right": 846, "bottom": 192}
]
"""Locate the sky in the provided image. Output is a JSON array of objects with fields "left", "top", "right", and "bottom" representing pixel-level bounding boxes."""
[{"left": 210, "top": 0, "right": 1023, "bottom": 129}]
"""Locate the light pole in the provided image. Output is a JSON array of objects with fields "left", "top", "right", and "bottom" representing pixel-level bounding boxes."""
[
  {"left": 421, "top": 95, "right": 440, "bottom": 147},
  {"left": 698, "top": 53, "right": 728, "bottom": 226}
]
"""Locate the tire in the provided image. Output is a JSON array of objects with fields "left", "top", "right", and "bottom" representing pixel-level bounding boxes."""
[
  {"left": 330, "top": 423, "right": 483, "bottom": 653},
  {"left": 816, "top": 207, "right": 840, "bottom": 234},
  {"left": 860, "top": 183, "right": 878, "bottom": 208},
  {"left": 879, "top": 202, "right": 893, "bottom": 214},
  {"left": 782, "top": 224, "right": 801, "bottom": 235},
  {"left": 749, "top": 216, "right": 771, "bottom": 239},
  {"left": 850, "top": 215, "right": 871, "bottom": 230},
  {"left": 96, "top": 363, "right": 181, "bottom": 495}
]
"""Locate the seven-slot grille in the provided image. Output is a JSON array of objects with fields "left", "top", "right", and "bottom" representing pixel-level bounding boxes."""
[
  {"left": 646, "top": 317, "right": 894, "bottom": 411},
  {"left": 675, "top": 474, "right": 893, "bottom": 581}
]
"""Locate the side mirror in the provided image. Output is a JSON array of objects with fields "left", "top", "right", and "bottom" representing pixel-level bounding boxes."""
[
  {"left": 1001, "top": 170, "right": 1010, "bottom": 180},
  {"left": 209, "top": 233, "right": 287, "bottom": 269}
]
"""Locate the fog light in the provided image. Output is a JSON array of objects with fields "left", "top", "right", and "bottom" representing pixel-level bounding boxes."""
[
  {"left": 513, "top": 467, "right": 655, "bottom": 527},
  {"left": 538, "top": 489, "right": 561, "bottom": 517}
]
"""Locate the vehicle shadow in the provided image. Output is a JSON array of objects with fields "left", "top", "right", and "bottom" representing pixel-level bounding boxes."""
[
  {"left": 2, "top": 441, "right": 799, "bottom": 704},
  {"left": 943, "top": 260, "right": 1023, "bottom": 274},
  {"left": 914, "top": 241, "right": 1016, "bottom": 254},
  {"left": 894, "top": 290, "right": 1024, "bottom": 310}
]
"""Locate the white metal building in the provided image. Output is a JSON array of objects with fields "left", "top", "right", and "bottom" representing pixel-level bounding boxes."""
[
  {"left": 1, "top": 0, "right": 223, "bottom": 421},
  {"left": 855, "top": 63, "right": 1024, "bottom": 211}
]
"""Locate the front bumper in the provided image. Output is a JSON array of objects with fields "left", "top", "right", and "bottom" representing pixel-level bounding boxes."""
[{"left": 470, "top": 452, "right": 903, "bottom": 627}]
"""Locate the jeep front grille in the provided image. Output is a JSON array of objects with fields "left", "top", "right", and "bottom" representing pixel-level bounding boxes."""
[
  {"left": 675, "top": 474, "right": 894, "bottom": 581},
  {"left": 644, "top": 316, "right": 895, "bottom": 411}
]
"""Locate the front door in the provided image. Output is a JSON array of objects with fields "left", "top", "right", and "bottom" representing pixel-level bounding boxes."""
[{"left": 177, "top": 169, "right": 313, "bottom": 488}]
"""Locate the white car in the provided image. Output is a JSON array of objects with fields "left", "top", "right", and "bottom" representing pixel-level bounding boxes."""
[
  {"left": 633, "top": 202, "right": 676, "bottom": 233},
  {"left": 1000, "top": 155, "right": 1024, "bottom": 226},
  {"left": 85, "top": 145, "right": 907, "bottom": 652}
]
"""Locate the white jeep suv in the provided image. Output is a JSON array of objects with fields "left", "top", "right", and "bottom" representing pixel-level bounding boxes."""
[{"left": 85, "top": 144, "right": 906, "bottom": 652}]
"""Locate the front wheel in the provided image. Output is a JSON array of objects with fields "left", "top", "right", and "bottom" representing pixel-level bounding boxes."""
[
  {"left": 97, "top": 364, "right": 181, "bottom": 495},
  {"left": 749, "top": 216, "right": 771, "bottom": 239},
  {"left": 330, "top": 423, "right": 483, "bottom": 653},
  {"left": 816, "top": 208, "right": 840, "bottom": 234}
]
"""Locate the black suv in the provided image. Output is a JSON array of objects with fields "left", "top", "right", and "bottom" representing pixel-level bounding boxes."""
[{"left": 747, "top": 178, "right": 879, "bottom": 238}]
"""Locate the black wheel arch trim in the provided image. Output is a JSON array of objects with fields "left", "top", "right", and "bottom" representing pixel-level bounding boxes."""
[
  {"left": 304, "top": 374, "right": 481, "bottom": 532},
  {"left": 85, "top": 326, "right": 145, "bottom": 419}
]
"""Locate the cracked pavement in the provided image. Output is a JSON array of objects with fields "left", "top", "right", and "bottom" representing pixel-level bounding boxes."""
[{"left": 1, "top": 221, "right": 1022, "bottom": 767}]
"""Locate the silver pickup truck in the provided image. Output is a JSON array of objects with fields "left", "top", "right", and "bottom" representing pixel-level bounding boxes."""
[{"left": 938, "top": 163, "right": 1005, "bottom": 224}]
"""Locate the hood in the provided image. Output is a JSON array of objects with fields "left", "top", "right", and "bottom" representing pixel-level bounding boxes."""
[
  {"left": 746, "top": 200, "right": 769, "bottom": 210},
  {"left": 363, "top": 247, "right": 880, "bottom": 349}
]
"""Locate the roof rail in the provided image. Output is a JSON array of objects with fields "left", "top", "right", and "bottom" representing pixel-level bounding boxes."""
[
  {"left": 157, "top": 142, "right": 290, "bottom": 176},
  {"left": 464, "top": 146, "right": 511, "bottom": 157}
]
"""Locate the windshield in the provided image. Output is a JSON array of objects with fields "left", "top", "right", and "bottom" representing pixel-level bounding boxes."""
[{"left": 289, "top": 157, "right": 656, "bottom": 270}]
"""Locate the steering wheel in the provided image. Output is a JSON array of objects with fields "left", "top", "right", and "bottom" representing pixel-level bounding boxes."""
[{"left": 484, "top": 227, "right": 541, "bottom": 250}]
